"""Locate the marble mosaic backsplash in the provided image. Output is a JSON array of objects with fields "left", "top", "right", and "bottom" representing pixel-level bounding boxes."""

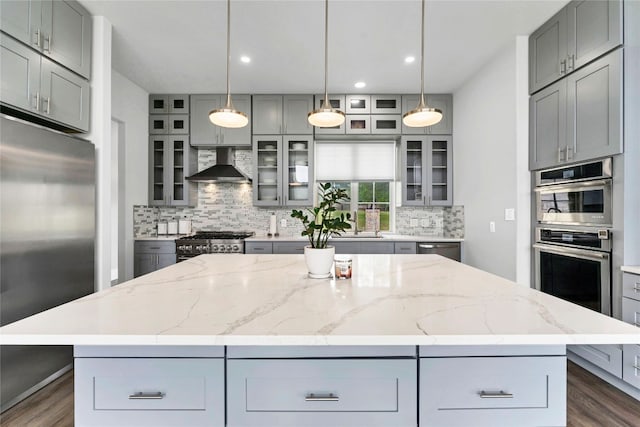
[{"left": 134, "top": 148, "right": 464, "bottom": 238}]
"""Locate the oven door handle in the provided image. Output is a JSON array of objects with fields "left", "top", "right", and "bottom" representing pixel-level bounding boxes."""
[
  {"left": 533, "top": 243, "right": 609, "bottom": 261},
  {"left": 534, "top": 179, "right": 610, "bottom": 193}
]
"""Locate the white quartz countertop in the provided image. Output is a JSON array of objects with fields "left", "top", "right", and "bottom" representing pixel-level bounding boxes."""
[
  {"left": 246, "top": 234, "right": 464, "bottom": 243},
  {"left": 135, "top": 235, "right": 182, "bottom": 241},
  {"left": 622, "top": 266, "right": 640, "bottom": 275},
  {"left": 1, "top": 255, "right": 637, "bottom": 346}
]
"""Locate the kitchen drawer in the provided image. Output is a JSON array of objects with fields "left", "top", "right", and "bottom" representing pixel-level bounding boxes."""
[
  {"left": 623, "top": 344, "right": 640, "bottom": 390},
  {"left": 245, "top": 242, "right": 273, "bottom": 254},
  {"left": 420, "top": 356, "right": 566, "bottom": 427},
  {"left": 227, "top": 345, "right": 416, "bottom": 358},
  {"left": 273, "top": 241, "right": 307, "bottom": 254},
  {"left": 623, "top": 297, "right": 640, "bottom": 327},
  {"left": 134, "top": 241, "right": 176, "bottom": 254},
  {"left": 362, "top": 241, "right": 395, "bottom": 254},
  {"left": 623, "top": 272, "right": 640, "bottom": 301},
  {"left": 75, "top": 358, "right": 224, "bottom": 426},
  {"left": 227, "top": 359, "right": 417, "bottom": 426},
  {"left": 394, "top": 242, "right": 417, "bottom": 254},
  {"left": 568, "top": 344, "right": 622, "bottom": 378}
]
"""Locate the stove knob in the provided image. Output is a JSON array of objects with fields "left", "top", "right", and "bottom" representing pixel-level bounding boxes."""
[
  {"left": 177, "top": 245, "right": 183, "bottom": 251},
  {"left": 186, "top": 245, "right": 192, "bottom": 252},
  {"left": 219, "top": 245, "right": 226, "bottom": 252},
  {"left": 232, "top": 244, "right": 240, "bottom": 252},
  {"left": 226, "top": 244, "right": 233, "bottom": 252},
  {"left": 212, "top": 245, "right": 218, "bottom": 252}
]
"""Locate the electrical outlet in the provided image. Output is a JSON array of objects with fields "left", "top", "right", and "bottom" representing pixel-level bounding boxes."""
[
  {"left": 280, "top": 219, "right": 287, "bottom": 228},
  {"left": 505, "top": 208, "right": 515, "bottom": 221},
  {"left": 489, "top": 221, "right": 496, "bottom": 233},
  {"left": 410, "top": 219, "right": 419, "bottom": 227}
]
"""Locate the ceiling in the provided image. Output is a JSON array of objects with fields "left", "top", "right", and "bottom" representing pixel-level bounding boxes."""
[{"left": 80, "top": 0, "right": 566, "bottom": 94}]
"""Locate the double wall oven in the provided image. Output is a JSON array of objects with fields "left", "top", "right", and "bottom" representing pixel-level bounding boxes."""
[{"left": 533, "top": 158, "right": 613, "bottom": 316}]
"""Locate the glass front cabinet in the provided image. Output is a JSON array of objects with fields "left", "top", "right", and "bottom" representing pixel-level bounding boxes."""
[
  {"left": 401, "top": 136, "right": 453, "bottom": 206},
  {"left": 253, "top": 136, "right": 313, "bottom": 206},
  {"left": 148, "top": 135, "right": 197, "bottom": 206}
]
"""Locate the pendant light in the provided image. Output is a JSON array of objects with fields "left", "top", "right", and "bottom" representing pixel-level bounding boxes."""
[
  {"left": 402, "top": 0, "right": 442, "bottom": 127},
  {"left": 209, "top": 0, "right": 248, "bottom": 128},
  {"left": 308, "top": 0, "right": 345, "bottom": 127}
]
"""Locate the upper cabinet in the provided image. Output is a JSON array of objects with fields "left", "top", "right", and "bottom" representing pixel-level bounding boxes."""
[
  {"left": 530, "top": 49, "right": 622, "bottom": 170},
  {"left": 529, "top": 0, "right": 622, "bottom": 95},
  {"left": 401, "top": 136, "right": 453, "bottom": 207},
  {"left": 1, "top": 0, "right": 92, "bottom": 79},
  {"left": 252, "top": 95, "right": 313, "bottom": 135},
  {"left": 0, "top": 33, "right": 90, "bottom": 131},
  {"left": 190, "top": 94, "right": 252, "bottom": 147},
  {"left": 401, "top": 94, "right": 453, "bottom": 135}
]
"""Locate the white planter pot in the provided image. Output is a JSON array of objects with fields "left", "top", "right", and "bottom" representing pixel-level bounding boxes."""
[{"left": 304, "top": 246, "right": 335, "bottom": 279}]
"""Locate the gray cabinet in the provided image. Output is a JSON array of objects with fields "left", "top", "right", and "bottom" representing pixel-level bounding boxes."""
[
  {"left": 0, "top": 33, "right": 90, "bottom": 131},
  {"left": 623, "top": 344, "right": 640, "bottom": 390},
  {"left": 133, "top": 241, "right": 176, "bottom": 277},
  {"left": 568, "top": 344, "right": 623, "bottom": 377},
  {"left": 371, "top": 95, "right": 401, "bottom": 114},
  {"left": 420, "top": 356, "right": 566, "bottom": 427},
  {"left": 273, "top": 241, "right": 307, "bottom": 254},
  {"left": 245, "top": 241, "right": 273, "bottom": 254},
  {"left": 190, "top": 94, "right": 252, "bottom": 146},
  {"left": 253, "top": 135, "right": 313, "bottom": 207},
  {"left": 75, "top": 357, "right": 225, "bottom": 426},
  {"left": 394, "top": 242, "right": 417, "bottom": 254},
  {"left": 332, "top": 241, "right": 394, "bottom": 254},
  {"left": 1, "top": 0, "right": 92, "bottom": 78},
  {"left": 529, "top": 0, "right": 622, "bottom": 94},
  {"left": 401, "top": 136, "right": 453, "bottom": 206},
  {"left": 313, "top": 94, "right": 346, "bottom": 135},
  {"left": 227, "top": 358, "right": 417, "bottom": 427},
  {"left": 148, "top": 135, "right": 196, "bottom": 207},
  {"left": 401, "top": 94, "right": 453, "bottom": 135},
  {"left": 345, "top": 94, "right": 371, "bottom": 114},
  {"left": 529, "top": 49, "right": 622, "bottom": 170},
  {"left": 623, "top": 272, "right": 640, "bottom": 301},
  {"left": 253, "top": 95, "right": 313, "bottom": 135},
  {"left": 149, "top": 94, "right": 189, "bottom": 114}
]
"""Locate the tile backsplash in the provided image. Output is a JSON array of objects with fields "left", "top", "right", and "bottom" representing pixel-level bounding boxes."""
[{"left": 134, "top": 148, "right": 464, "bottom": 238}]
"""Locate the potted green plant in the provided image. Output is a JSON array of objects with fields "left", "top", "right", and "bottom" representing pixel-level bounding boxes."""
[{"left": 291, "top": 183, "right": 352, "bottom": 278}]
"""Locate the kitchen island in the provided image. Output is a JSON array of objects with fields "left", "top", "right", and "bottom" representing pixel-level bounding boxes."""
[{"left": 1, "top": 254, "right": 639, "bottom": 426}]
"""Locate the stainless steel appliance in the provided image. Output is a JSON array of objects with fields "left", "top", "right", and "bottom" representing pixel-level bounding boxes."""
[
  {"left": 0, "top": 115, "right": 95, "bottom": 411},
  {"left": 176, "top": 231, "right": 255, "bottom": 261},
  {"left": 416, "top": 242, "right": 461, "bottom": 262},
  {"left": 533, "top": 227, "right": 611, "bottom": 315},
  {"left": 534, "top": 158, "right": 612, "bottom": 226}
]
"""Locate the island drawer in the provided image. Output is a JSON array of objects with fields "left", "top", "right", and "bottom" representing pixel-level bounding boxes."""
[
  {"left": 623, "top": 272, "right": 640, "bottom": 301},
  {"left": 419, "top": 356, "right": 566, "bottom": 427},
  {"left": 134, "top": 240, "right": 176, "bottom": 254},
  {"left": 227, "top": 345, "right": 417, "bottom": 358},
  {"left": 227, "top": 359, "right": 417, "bottom": 426},
  {"left": 75, "top": 358, "right": 224, "bottom": 426},
  {"left": 623, "top": 344, "right": 640, "bottom": 389}
]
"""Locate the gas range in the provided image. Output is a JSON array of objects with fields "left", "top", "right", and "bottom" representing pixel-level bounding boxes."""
[{"left": 176, "top": 231, "right": 255, "bottom": 260}]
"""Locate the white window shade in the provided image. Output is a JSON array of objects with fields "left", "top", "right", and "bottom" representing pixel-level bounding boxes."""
[{"left": 315, "top": 141, "right": 396, "bottom": 181}]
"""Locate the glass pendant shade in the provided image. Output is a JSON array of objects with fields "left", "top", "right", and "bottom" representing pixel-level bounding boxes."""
[
  {"left": 405, "top": 0, "right": 442, "bottom": 128},
  {"left": 308, "top": 0, "right": 345, "bottom": 127},
  {"left": 209, "top": 106, "right": 248, "bottom": 128}
]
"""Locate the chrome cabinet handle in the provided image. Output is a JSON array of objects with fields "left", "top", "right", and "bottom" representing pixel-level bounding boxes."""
[
  {"left": 568, "top": 54, "right": 575, "bottom": 70},
  {"left": 33, "top": 28, "right": 41, "bottom": 48},
  {"left": 634, "top": 365, "right": 640, "bottom": 370},
  {"left": 560, "top": 59, "right": 567, "bottom": 74},
  {"left": 633, "top": 284, "right": 640, "bottom": 292},
  {"left": 557, "top": 147, "right": 564, "bottom": 162},
  {"left": 221, "top": 133, "right": 224, "bottom": 144},
  {"left": 479, "top": 390, "right": 513, "bottom": 399},
  {"left": 43, "top": 97, "right": 50, "bottom": 114},
  {"left": 129, "top": 392, "right": 165, "bottom": 400},
  {"left": 566, "top": 146, "right": 573, "bottom": 161},
  {"left": 419, "top": 244, "right": 435, "bottom": 249},
  {"left": 33, "top": 92, "right": 40, "bottom": 111},
  {"left": 305, "top": 393, "right": 339, "bottom": 402},
  {"left": 44, "top": 34, "right": 51, "bottom": 53}
]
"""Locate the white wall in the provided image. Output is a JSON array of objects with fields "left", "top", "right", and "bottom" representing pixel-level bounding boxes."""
[
  {"left": 453, "top": 38, "right": 530, "bottom": 283},
  {"left": 111, "top": 71, "right": 149, "bottom": 280}
]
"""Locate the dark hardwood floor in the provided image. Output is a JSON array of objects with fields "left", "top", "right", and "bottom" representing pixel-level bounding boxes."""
[{"left": 1, "top": 362, "right": 639, "bottom": 426}]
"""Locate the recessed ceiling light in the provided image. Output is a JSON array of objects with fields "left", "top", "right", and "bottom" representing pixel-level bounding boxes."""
[
  {"left": 405, "top": 56, "right": 415, "bottom": 63},
  {"left": 240, "top": 56, "right": 251, "bottom": 63},
  {"left": 354, "top": 81, "right": 366, "bottom": 88}
]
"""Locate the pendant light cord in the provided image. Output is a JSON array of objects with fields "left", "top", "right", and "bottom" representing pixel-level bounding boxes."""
[
  {"left": 225, "top": 0, "right": 232, "bottom": 108},
  {"left": 419, "top": 0, "right": 425, "bottom": 107},
  {"left": 323, "top": 0, "right": 329, "bottom": 104}
]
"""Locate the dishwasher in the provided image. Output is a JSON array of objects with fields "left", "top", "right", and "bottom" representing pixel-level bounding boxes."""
[{"left": 416, "top": 242, "right": 461, "bottom": 261}]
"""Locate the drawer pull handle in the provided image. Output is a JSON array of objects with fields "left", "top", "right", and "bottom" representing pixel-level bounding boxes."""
[
  {"left": 634, "top": 365, "right": 640, "bottom": 370},
  {"left": 479, "top": 390, "right": 513, "bottom": 399},
  {"left": 129, "top": 392, "right": 165, "bottom": 400},
  {"left": 305, "top": 393, "right": 339, "bottom": 402},
  {"left": 633, "top": 284, "right": 640, "bottom": 292},
  {"left": 149, "top": 246, "right": 161, "bottom": 250}
]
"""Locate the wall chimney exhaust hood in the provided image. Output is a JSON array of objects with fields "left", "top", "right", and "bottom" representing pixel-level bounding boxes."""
[{"left": 186, "top": 147, "right": 251, "bottom": 183}]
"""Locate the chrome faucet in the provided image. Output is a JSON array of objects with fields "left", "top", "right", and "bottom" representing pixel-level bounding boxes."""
[{"left": 352, "top": 210, "right": 358, "bottom": 235}]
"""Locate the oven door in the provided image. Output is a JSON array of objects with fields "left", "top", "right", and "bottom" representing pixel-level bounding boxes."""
[
  {"left": 533, "top": 243, "right": 611, "bottom": 315},
  {"left": 535, "top": 179, "right": 611, "bottom": 225}
]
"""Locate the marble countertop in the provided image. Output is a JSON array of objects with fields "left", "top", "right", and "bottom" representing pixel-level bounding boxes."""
[
  {"left": 135, "top": 235, "right": 183, "bottom": 241},
  {"left": 1, "top": 254, "right": 637, "bottom": 346},
  {"left": 622, "top": 266, "right": 640, "bottom": 275}
]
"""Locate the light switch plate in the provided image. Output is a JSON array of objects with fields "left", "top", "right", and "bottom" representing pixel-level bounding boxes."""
[
  {"left": 489, "top": 221, "right": 496, "bottom": 233},
  {"left": 505, "top": 208, "right": 515, "bottom": 221},
  {"left": 280, "top": 219, "right": 287, "bottom": 228}
]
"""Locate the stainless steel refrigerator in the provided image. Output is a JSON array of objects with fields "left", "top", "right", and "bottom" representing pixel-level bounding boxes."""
[{"left": 0, "top": 115, "right": 95, "bottom": 411}]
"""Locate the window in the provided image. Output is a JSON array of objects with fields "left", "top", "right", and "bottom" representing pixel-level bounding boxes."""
[{"left": 322, "top": 181, "right": 393, "bottom": 232}]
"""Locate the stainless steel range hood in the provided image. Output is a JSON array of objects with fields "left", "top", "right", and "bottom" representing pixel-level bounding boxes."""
[{"left": 186, "top": 147, "right": 251, "bottom": 183}]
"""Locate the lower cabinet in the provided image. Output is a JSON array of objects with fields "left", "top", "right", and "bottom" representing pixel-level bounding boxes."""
[
  {"left": 333, "top": 241, "right": 395, "bottom": 254},
  {"left": 623, "top": 344, "right": 640, "bottom": 389},
  {"left": 227, "top": 358, "right": 417, "bottom": 427},
  {"left": 134, "top": 241, "right": 176, "bottom": 277},
  {"left": 75, "top": 357, "right": 225, "bottom": 426},
  {"left": 420, "top": 354, "right": 566, "bottom": 427},
  {"left": 568, "top": 344, "right": 623, "bottom": 378},
  {"left": 245, "top": 241, "right": 273, "bottom": 254}
]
